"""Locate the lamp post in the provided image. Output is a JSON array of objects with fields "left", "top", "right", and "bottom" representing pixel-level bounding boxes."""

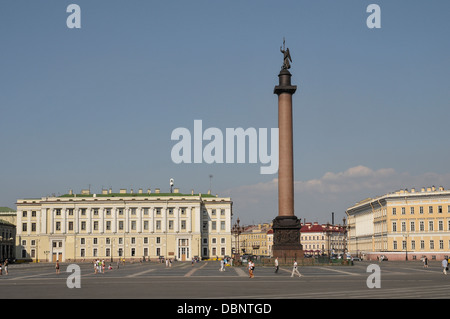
[{"left": 232, "top": 218, "right": 243, "bottom": 264}]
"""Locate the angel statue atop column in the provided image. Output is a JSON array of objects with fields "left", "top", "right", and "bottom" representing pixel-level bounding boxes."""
[{"left": 280, "top": 37, "right": 292, "bottom": 70}]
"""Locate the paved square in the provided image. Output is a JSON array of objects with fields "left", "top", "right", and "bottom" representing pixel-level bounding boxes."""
[{"left": 1, "top": 260, "right": 449, "bottom": 299}]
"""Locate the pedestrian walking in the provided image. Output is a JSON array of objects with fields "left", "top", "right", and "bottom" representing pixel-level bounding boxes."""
[
  {"left": 291, "top": 260, "right": 302, "bottom": 277},
  {"left": 3, "top": 260, "right": 8, "bottom": 275},
  {"left": 219, "top": 259, "right": 225, "bottom": 272},
  {"left": 274, "top": 257, "right": 279, "bottom": 273},
  {"left": 55, "top": 260, "right": 60, "bottom": 274},
  {"left": 442, "top": 258, "right": 448, "bottom": 275},
  {"left": 423, "top": 257, "right": 428, "bottom": 268},
  {"left": 248, "top": 260, "right": 255, "bottom": 278}
]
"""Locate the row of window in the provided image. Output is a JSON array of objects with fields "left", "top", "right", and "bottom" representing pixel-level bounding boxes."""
[
  {"left": 21, "top": 208, "right": 227, "bottom": 217},
  {"left": 393, "top": 239, "right": 450, "bottom": 250},
  {"left": 392, "top": 205, "right": 450, "bottom": 215},
  {"left": 392, "top": 220, "right": 450, "bottom": 232},
  {"left": 21, "top": 219, "right": 227, "bottom": 233}
]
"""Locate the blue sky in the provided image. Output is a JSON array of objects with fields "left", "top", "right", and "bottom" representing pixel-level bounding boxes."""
[{"left": 1, "top": 1, "right": 449, "bottom": 224}]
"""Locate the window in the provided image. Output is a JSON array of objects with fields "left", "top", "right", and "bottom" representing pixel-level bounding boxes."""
[
  {"left": 131, "top": 220, "right": 136, "bottom": 230},
  {"left": 55, "top": 222, "right": 61, "bottom": 231},
  {"left": 81, "top": 221, "right": 86, "bottom": 230},
  {"left": 168, "top": 220, "right": 173, "bottom": 230},
  {"left": 420, "top": 221, "right": 424, "bottom": 231},
  {"left": 410, "top": 207, "right": 415, "bottom": 214},
  {"left": 392, "top": 222, "right": 397, "bottom": 232},
  {"left": 420, "top": 240, "right": 425, "bottom": 249},
  {"left": 156, "top": 220, "right": 161, "bottom": 230},
  {"left": 212, "top": 221, "right": 216, "bottom": 230},
  {"left": 93, "top": 221, "right": 99, "bottom": 231},
  {"left": 401, "top": 207, "right": 405, "bottom": 215},
  {"left": 31, "top": 223, "right": 36, "bottom": 232},
  {"left": 402, "top": 240, "right": 407, "bottom": 250},
  {"left": 429, "top": 220, "right": 434, "bottom": 231},
  {"left": 144, "top": 220, "right": 149, "bottom": 230},
  {"left": 392, "top": 208, "right": 397, "bottom": 215},
  {"left": 429, "top": 206, "right": 433, "bottom": 214},
  {"left": 420, "top": 206, "right": 424, "bottom": 214},
  {"left": 106, "top": 221, "right": 111, "bottom": 231},
  {"left": 401, "top": 221, "right": 406, "bottom": 232},
  {"left": 440, "top": 240, "right": 444, "bottom": 250},
  {"left": 439, "top": 220, "right": 444, "bottom": 231},
  {"left": 119, "top": 221, "right": 124, "bottom": 230},
  {"left": 430, "top": 240, "right": 435, "bottom": 250},
  {"left": 410, "top": 221, "right": 415, "bottom": 232},
  {"left": 393, "top": 241, "right": 397, "bottom": 250},
  {"left": 221, "top": 221, "right": 226, "bottom": 231},
  {"left": 221, "top": 209, "right": 225, "bottom": 216},
  {"left": 181, "top": 220, "right": 186, "bottom": 230},
  {"left": 22, "top": 211, "right": 27, "bottom": 218},
  {"left": 411, "top": 240, "right": 416, "bottom": 250},
  {"left": 69, "top": 221, "right": 73, "bottom": 231},
  {"left": 439, "top": 206, "right": 443, "bottom": 214}
]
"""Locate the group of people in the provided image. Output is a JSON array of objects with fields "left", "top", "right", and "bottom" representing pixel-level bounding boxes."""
[
  {"left": 242, "top": 257, "right": 302, "bottom": 278},
  {"left": 94, "top": 259, "right": 112, "bottom": 273}
]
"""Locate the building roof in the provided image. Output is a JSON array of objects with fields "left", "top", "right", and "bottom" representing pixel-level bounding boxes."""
[
  {"left": 300, "top": 222, "right": 345, "bottom": 233},
  {"left": 0, "top": 207, "right": 16, "bottom": 213}
]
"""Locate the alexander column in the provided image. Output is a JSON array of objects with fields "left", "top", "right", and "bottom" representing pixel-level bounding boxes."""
[{"left": 272, "top": 39, "right": 304, "bottom": 259}]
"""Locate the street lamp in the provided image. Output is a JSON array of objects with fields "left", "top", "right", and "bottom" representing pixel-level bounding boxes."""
[{"left": 232, "top": 218, "right": 244, "bottom": 263}]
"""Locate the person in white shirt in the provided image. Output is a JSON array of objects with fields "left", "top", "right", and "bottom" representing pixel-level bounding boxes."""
[
  {"left": 291, "top": 260, "right": 302, "bottom": 277},
  {"left": 274, "top": 257, "right": 279, "bottom": 274},
  {"left": 442, "top": 258, "right": 448, "bottom": 275}
]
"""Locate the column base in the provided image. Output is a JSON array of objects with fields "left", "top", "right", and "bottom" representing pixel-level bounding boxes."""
[{"left": 272, "top": 216, "right": 304, "bottom": 259}]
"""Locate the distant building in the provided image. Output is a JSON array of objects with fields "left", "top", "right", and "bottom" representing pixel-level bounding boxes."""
[
  {"left": 0, "top": 207, "right": 16, "bottom": 261},
  {"left": 238, "top": 223, "right": 272, "bottom": 257},
  {"left": 300, "top": 222, "right": 346, "bottom": 257},
  {"left": 15, "top": 188, "right": 232, "bottom": 262},
  {"left": 346, "top": 186, "right": 450, "bottom": 261}
]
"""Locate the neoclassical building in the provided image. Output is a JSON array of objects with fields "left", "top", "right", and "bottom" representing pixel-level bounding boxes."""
[
  {"left": 15, "top": 188, "right": 232, "bottom": 262},
  {"left": 346, "top": 186, "right": 450, "bottom": 261}
]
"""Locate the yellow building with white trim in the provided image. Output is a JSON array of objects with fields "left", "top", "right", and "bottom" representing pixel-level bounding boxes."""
[{"left": 346, "top": 186, "right": 450, "bottom": 261}]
